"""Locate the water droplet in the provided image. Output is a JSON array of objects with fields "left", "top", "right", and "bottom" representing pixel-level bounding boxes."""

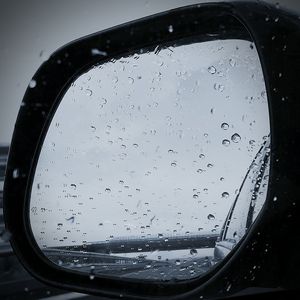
[
  {"left": 171, "top": 162, "right": 177, "bottom": 167},
  {"left": 86, "top": 89, "right": 93, "bottom": 96},
  {"left": 168, "top": 149, "right": 174, "bottom": 154},
  {"left": 207, "top": 163, "right": 213, "bottom": 168},
  {"left": 220, "top": 177, "right": 225, "bottom": 181},
  {"left": 70, "top": 183, "right": 76, "bottom": 189},
  {"left": 199, "top": 154, "right": 205, "bottom": 159},
  {"left": 222, "top": 192, "right": 229, "bottom": 198},
  {"left": 273, "top": 196, "right": 278, "bottom": 202},
  {"left": 168, "top": 25, "right": 174, "bottom": 33},
  {"left": 193, "top": 194, "right": 199, "bottom": 199},
  {"left": 105, "top": 188, "right": 111, "bottom": 193},
  {"left": 190, "top": 248, "right": 198, "bottom": 255},
  {"left": 222, "top": 139, "right": 230, "bottom": 147},
  {"left": 91, "top": 48, "right": 107, "bottom": 56},
  {"left": 128, "top": 77, "right": 134, "bottom": 84},
  {"left": 231, "top": 133, "right": 241, "bottom": 143},
  {"left": 221, "top": 122, "right": 229, "bottom": 130},
  {"left": 207, "top": 214, "right": 215, "bottom": 220},
  {"left": 12, "top": 169, "right": 19, "bottom": 179},
  {"left": 208, "top": 66, "right": 216, "bottom": 74},
  {"left": 229, "top": 58, "right": 236, "bottom": 67},
  {"left": 89, "top": 274, "right": 95, "bottom": 280},
  {"left": 249, "top": 140, "right": 255, "bottom": 145},
  {"left": 29, "top": 79, "right": 36, "bottom": 88},
  {"left": 133, "top": 143, "right": 138, "bottom": 148},
  {"left": 214, "top": 83, "right": 224, "bottom": 92},
  {"left": 197, "top": 169, "right": 203, "bottom": 174}
]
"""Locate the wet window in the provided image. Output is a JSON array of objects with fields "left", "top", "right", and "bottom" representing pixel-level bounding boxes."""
[{"left": 29, "top": 38, "right": 270, "bottom": 281}]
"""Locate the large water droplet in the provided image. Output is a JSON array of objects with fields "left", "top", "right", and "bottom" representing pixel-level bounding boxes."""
[
  {"left": 231, "top": 133, "right": 241, "bottom": 143},
  {"left": 168, "top": 25, "right": 174, "bottom": 33},
  {"left": 221, "top": 122, "right": 229, "bottom": 130},
  {"left": 207, "top": 214, "right": 215, "bottom": 220},
  {"left": 222, "top": 139, "right": 230, "bottom": 147},
  {"left": 86, "top": 89, "right": 93, "bottom": 96},
  {"left": 29, "top": 79, "right": 37, "bottom": 88},
  {"left": 208, "top": 66, "right": 216, "bottom": 74},
  {"left": 222, "top": 192, "right": 229, "bottom": 198}
]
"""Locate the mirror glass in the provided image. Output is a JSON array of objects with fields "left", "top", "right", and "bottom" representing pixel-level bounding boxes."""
[{"left": 29, "top": 37, "right": 270, "bottom": 281}]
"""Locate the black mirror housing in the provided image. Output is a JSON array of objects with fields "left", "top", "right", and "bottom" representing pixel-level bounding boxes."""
[{"left": 3, "top": 1, "right": 300, "bottom": 299}]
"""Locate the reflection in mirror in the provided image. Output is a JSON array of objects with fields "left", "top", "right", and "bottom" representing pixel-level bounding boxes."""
[{"left": 30, "top": 38, "right": 270, "bottom": 281}]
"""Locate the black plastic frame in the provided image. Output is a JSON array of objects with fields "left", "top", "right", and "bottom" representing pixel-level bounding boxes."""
[{"left": 3, "top": 1, "right": 300, "bottom": 299}]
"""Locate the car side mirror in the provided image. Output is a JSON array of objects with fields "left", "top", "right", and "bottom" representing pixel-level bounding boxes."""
[{"left": 3, "top": 2, "right": 300, "bottom": 299}]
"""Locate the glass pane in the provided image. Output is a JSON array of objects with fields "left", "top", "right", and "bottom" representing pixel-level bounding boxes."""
[{"left": 29, "top": 38, "right": 270, "bottom": 281}]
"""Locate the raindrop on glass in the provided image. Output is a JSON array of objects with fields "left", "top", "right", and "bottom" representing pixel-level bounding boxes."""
[
  {"left": 12, "top": 169, "right": 19, "bottom": 179},
  {"left": 207, "top": 214, "right": 215, "bottom": 220},
  {"left": 222, "top": 192, "right": 229, "bottom": 198},
  {"left": 221, "top": 122, "right": 229, "bottom": 130},
  {"left": 208, "top": 66, "right": 216, "bottom": 74},
  {"left": 231, "top": 133, "right": 241, "bottom": 143},
  {"left": 222, "top": 139, "right": 230, "bottom": 147},
  {"left": 86, "top": 89, "right": 93, "bottom": 96},
  {"left": 29, "top": 79, "right": 37, "bottom": 88}
]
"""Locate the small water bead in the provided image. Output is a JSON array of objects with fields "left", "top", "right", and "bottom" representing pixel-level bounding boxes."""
[
  {"left": 171, "top": 162, "right": 177, "bottom": 167},
  {"left": 222, "top": 192, "right": 229, "bottom": 198},
  {"left": 222, "top": 139, "right": 230, "bottom": 147},
  {"left": 29, "top": 79, "right": 37, "bottom": 88},
  {"left": 193, "top": 194, "right": 199, "bottom": 199},
  {"left": 197, "top": 169, "right": 203, "bottom": 174},
  {"left": 12, "top": 168, "right": 20, "bottom": 179},
  {"left": 85, "top": 89, "right": 93, "bottom": 96},
  {"left": 199, "top": 154, "right": 205, "bottom": 159},
  {"left": 231, "top": 133, "right": 241, "bottom": 143},
  {"left": 207, "top": 163, "right": 213, "bottom": 168},
  {"left": 168, "top": 25, "right": 174, "bottom": 33},
  {"left": 229, "top": 58, "right": 236, "bottom": 67},
  {"left": 208, "top": 66, "right": 216, "bottom": 74},
  {"left": 214, "top": 83, "right": 225, "bottom": 92},
  {"left": 221, "top": 122, "right": 229, "bottom": 130},
  {"left": 207, "top": 214, "right": 215, "bottom": 220},
  {"left": 105, "top": 188, "right": 111, "bottom": 193}
]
